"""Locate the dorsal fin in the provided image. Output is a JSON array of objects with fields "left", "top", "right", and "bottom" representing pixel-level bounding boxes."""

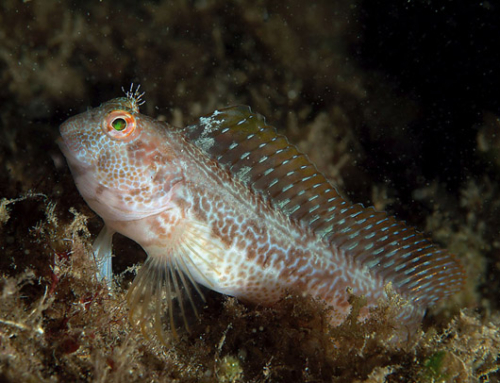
[{"left": 183, "top": 106, "right": 465, "bottom": 306}]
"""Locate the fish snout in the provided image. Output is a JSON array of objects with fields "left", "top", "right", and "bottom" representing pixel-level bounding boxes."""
[{"left": 58, "top": 115, "right": 94, "bottom": 166}]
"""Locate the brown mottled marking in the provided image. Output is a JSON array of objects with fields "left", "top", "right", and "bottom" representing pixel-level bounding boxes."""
[{"left": 58, "top": 95, "right": 465, "bottom": 344}]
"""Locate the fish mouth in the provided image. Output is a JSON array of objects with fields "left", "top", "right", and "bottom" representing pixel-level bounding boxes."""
[
  {"left": 56, "top": 136, "right": 68, "bottom": 153},
  {"left": 57, "top": 134, "right": 92, "bottom": 167},
  {"left": 57, "top": 135, "right": 72, "bottom": 160},
  {"left": 57, "top": 135, "right": 75, "bottom": 160}
]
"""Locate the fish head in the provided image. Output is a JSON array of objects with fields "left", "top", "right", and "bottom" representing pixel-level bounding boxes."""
[{"left": 59, "top": 97, "right": 182, "bottom": 221}]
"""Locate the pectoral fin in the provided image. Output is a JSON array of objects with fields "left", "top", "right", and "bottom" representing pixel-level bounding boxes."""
[{"left": 92, "top": 225, "right": 115, "bottom": 286}]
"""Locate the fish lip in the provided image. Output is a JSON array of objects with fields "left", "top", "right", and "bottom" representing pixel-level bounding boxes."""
[
  {"left": 56, "top": 134, "right": 74, "bottom": 159},
  {"left": 56, "top": 136, "right": 66, "bottom": 151}
]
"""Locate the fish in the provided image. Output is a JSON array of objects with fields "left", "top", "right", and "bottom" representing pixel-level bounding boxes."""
[{"left": 58, "top": 88, "right": 465, "bottom": 343}]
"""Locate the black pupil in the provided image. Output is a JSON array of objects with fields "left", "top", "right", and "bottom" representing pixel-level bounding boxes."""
[{"left": 112, "top": 118, "right": 126, "bottom": 131}]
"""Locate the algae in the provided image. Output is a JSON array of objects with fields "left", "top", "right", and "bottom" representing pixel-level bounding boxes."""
[{"left": 1, "top": 0, "right": 499, "bottom": 382}]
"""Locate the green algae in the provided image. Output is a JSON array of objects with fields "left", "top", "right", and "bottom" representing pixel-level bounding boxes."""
[{"left": 422, "top": 351, "right": 449, "bottom": 382}]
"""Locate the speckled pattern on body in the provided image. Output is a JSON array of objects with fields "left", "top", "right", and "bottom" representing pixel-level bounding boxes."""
[{"left": 58, "top": 90, "right": 465, "bottom": 342}]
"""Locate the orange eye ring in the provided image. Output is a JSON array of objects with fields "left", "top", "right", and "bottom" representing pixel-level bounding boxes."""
[{"left": 104, "top": 110, "right": 137, "bottom": 139}]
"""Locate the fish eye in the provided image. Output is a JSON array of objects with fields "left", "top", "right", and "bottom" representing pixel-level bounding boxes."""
[
  {"left": 112, "top": 117, "right": 127, "bottom": 131},
  {"left": 104, "top": 110, "right": 136, "bottom": 139}
]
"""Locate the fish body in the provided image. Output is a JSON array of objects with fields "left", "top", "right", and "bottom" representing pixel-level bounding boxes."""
[{"left": 58, "top": 92, "right": 465, "bottom": 340}]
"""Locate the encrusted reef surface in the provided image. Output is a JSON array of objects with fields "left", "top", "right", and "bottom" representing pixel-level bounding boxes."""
[{"left": 1, "top": 0, "right": 499, "bottom": 382}]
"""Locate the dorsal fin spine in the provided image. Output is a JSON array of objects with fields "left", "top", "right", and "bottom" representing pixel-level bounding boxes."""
[
  {"left": 259, "top": 156, "right": 269, "bottom": 163},
  {"left": 263, "top": 168, "right": 274, "bottom": 177},
  {"left": 282, "top": 184, "right": 294, "bottom": 193},
  {"left": 308, "top": 216, "right": 321, "bottom": 225},
  {"left": 308, "top": 204, "right": 320, "bottom": 213},
  {"left": 364, "top": 243, "right": 374, "bottom": 251},
  {"left": 269, "top": 179, "right": 279, "bottom": 188}
]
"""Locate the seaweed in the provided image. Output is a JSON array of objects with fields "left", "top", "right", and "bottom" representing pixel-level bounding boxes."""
[{"left": 0, "top": 0, "right": 499, "bottom": 381}]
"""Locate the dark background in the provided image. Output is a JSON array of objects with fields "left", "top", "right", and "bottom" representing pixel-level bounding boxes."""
[{"left": 1, "top": 0, "right": 499, "bottom": 381}]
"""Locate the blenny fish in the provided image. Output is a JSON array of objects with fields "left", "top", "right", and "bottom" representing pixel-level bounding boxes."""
[{"left": 58, "top": 89, "right": 465, "bottom": 342}]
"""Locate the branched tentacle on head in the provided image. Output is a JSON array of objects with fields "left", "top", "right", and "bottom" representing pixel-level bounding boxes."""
[{"left": 122, "top": 83, "right": 146, "bottom": 113}]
